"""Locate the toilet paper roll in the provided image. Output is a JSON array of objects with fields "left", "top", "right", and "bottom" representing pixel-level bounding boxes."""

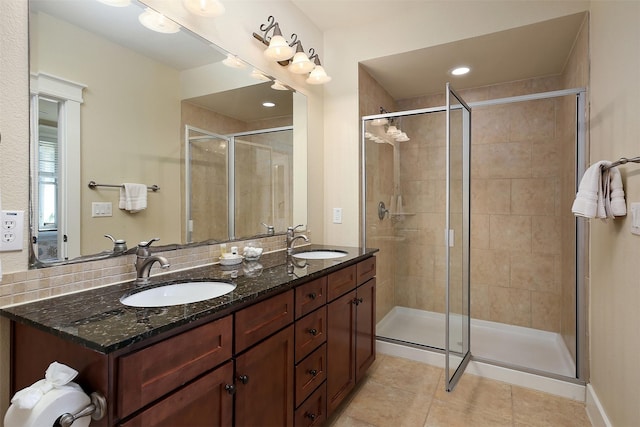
[{"left": 4, "top": 383, "right": 91, "bottom": 427}]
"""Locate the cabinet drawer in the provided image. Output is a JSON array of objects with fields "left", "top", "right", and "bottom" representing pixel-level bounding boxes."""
[
  {"left": 295, "top": 306, "right": 327, "bottom": 362},
  {"left": 119, "top": 361, "right": 234, "bottom": 427},
  {"left": 356, "top": 256, "right": 376, "bottom": 285},
  {"left": 235, "top": 290, "right": 294, "bottom": 353},
  {"left": 117, "top": 315, "right": 232, "bottom": 419},
  {"left": 327, "top": 265, "right": 356, "bottom": 301},
  {"left": 295, "top": 343, "right": 327, "bottom": 407},
  {"left": 295, "top": 277, "right": 327, "bottom": 319},
  {"left": 294, "top": 382, "right": 326, "bottom": 427}
]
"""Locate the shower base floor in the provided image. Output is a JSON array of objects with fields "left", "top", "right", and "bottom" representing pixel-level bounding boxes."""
[{"left": 377, "top": 306, "right": 576, "bottom": 378}]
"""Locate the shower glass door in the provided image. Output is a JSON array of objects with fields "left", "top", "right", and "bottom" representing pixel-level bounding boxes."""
[{"left": 445, "top": 83, "right": 471, "bottom": 391}]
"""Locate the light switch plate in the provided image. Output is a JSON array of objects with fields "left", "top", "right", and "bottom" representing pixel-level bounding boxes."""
[
  {"left": 631, "top": 203, "right": 640, "bottom": 236},
  {"left": 92, "top": 202, "right": 113, "bottom": 217},
  {"left": 332, "top": 208, "right": 342, "bottom": 224}
]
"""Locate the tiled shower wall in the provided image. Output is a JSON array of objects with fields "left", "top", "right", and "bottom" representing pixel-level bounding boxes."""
[{"left": 361, "top": 15, "right": 588, "bottom": 339}]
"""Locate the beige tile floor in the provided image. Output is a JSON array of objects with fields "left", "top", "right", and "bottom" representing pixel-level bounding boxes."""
[{"left": 327, "top": 354, "right": 592, "bottom": 427}]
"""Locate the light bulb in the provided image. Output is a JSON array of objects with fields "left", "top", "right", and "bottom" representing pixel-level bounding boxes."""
[
  {"left": 306, "top": 65, "right": 331, "bottom": 84},
  {"left": 264, "top": 25, "right": 294, "bottom": 61},
  {"left": 288, "top": 51, "right": 315, "bottom": 74}
]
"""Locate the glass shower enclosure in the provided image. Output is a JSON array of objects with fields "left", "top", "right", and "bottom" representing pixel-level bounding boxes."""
[
  {"left": 361, "top": 84, "right": 472, "bottom": 391},
  {"left": 185, "top": 125, "right": 294, "bottom": 243}
]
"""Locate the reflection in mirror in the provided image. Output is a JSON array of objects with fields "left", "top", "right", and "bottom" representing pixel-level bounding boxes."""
[
  {"left": 185, "top": 125, "right": 294, "bottom": 243},
  {"left": 28, "top": 0, "right": 307, "bottom": 268}
]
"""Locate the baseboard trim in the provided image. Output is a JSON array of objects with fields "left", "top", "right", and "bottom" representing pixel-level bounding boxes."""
[{"left": 586, "top": 384, "right": 612, "bottom": 427}]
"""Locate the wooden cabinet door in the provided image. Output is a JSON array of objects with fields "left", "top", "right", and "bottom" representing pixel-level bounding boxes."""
[
  {"left": 326, "top": 289, "right": 357, "bottom": 416},
  {"left": 235, "top": 325, "right": 295, "bottom": 427},
  {"left": 356, "top": 279, "right": 376, "bottom": 381},
  {"left": 119, "top": 361, "right": 234, "bottom": 427}
]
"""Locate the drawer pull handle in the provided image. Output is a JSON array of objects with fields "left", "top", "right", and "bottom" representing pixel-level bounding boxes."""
[
  {"left": 305, "top": 412, "right": 317, "bottom": 420},
  {"left": 224, "top": 384, "right": 236, "bottom": 395},
  {"left": 308, "top": 292, "right": 317, "bottom": 300},
  {"left": 309, "top": 369, "right": 318, "bottom": 376},
  {"left": 309, "top": 328, "right": 318, "bottom": 336},
  {"left": 238, "top": 374, "right": 249, "bottom": 384}
]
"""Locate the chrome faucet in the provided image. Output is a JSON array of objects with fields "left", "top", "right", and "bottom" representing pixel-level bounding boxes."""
[
  {"left": 286, "top": 224, "right": 309, "bottom": 254},
  {"left": 134, "top": 238, "right": 170, "bottom": 285}
]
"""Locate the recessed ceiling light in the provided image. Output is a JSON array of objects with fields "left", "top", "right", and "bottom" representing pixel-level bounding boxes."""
[
  {"left": 450, "top": 66, "right": 470, "bottom": 76},
  {"left": 262, "top": 102, "right": 276, "bottom": 107}
]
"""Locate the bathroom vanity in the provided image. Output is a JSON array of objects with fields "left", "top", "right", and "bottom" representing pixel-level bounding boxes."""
[{"left": 1, "top": 245, "right": 377, "bottom": 426}]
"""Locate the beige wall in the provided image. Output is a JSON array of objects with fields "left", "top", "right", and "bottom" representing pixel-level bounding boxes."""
[
  {"left": 589, "top": 1, "right": 640, "bottom": 425},
  {"left": 32, "top": 11, "right": 184, "bottom": 254}
]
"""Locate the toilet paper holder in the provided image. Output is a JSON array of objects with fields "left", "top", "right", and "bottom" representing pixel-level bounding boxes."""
[{"left": 54, "top": 391, "right": 107, "bottom": 427}]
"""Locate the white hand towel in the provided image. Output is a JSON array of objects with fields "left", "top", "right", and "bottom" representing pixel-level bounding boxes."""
[
  {"left": 572, "top": 161, "right": 610, "bottom": 218},
  {"left": 119, "top": 183, "right": 147, "bottom": 213},
  {"left": 608, "top": 167, "right": 627, "bottom": 216}
]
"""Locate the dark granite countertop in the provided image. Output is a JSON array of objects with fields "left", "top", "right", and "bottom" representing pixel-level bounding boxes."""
[{"left": 0, "top": 245, "right": 377, "bottom": 354}]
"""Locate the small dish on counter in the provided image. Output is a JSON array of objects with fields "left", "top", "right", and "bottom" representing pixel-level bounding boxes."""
[{"left": 219, "top": 254, "right": 243, "bottom": 266}]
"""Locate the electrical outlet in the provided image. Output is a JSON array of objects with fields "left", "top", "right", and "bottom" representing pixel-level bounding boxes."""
[
  {"left": 0, "top": 210, "right": 24, "bottom": 251},
  {"left": 333, "top": 207, "right": 343, "bottom": 224}
]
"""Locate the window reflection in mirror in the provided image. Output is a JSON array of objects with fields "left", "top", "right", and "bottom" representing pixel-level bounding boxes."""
[{"left": 35, "top": 98, "right": 61, "bottom": 261}]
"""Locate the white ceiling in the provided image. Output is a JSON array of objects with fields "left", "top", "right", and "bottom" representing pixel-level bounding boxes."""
[
  {"left": 292, "top": 1, "right": 587, "bottom": 100},
  {"left": 33, "top": 0, "right": 587, "bottom": 119}
]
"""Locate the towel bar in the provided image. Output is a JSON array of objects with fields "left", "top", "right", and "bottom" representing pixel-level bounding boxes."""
[
  {"left": 88, "top": 180, "right": 160, "bottom": 192},
  {"left": 601, "top": 156, "right": 640, "bottom": 170}
]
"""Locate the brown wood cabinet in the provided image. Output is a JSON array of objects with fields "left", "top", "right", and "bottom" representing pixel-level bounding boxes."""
[
  {"left": 117, "top": 315, "right": 233, "bottom": 419},
  {"left": 119, "top": 361, "right": 234, "bottom": 427},
  {"left": 326, "top": 258, "right": 377, "bottom": 417},
  {"left": 9, "top": 255, "right": 376, "bottom": 427},
  {"left": 235, "top": 325, "right": 295, "bottom": 426}
]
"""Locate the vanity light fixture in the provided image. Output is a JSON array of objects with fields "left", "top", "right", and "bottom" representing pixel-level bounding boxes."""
[
  {"left": 371, "top": 118, "right": 388, "bottom": 126},
  {"left": 367, "top": 107, "right": 411, "bottom": 143},
  {"left": 250, "top": 69, "right": 272, "bottom": 82},
  {"left": 253, "top": 16, "right": 331, "bottom": 85},
  {"left": 305, "top": 53, "right": 332, "bottom": 84},
  {"left": 288, "top": 41, "right": 315, "bottom": 74},
  {"left": 271, "top": 80, "right": 289, "bottom": 91},
  {"left": 255, "top": 17, "right": 295, "bottom": 61},
  {"left": 182, "top": 0, "right": 225, "bottom": 17},
  {"left": 450, "top": 66, "right": 470, "bottom": 76},
  {"left": 139, "top": 8, "right": 181, "bottom": 33},
  {"left": 222, "top": 54, "right": 247, "bottom": 69}
]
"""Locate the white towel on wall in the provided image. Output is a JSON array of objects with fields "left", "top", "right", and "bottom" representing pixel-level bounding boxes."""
[
  {"left": 119, "top": 183, "right": 147, "bottom": 213},
  {"left": 572, "top": 161, "right": 626, "bottom": 219}
]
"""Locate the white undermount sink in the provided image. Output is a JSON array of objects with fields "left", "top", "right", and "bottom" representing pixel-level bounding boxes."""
[
  {"left": 292, "top": 250, "right": 348, "bottom": 260},
  {"left": 120, "top": 281, "right": 236, "bottom": 307}
]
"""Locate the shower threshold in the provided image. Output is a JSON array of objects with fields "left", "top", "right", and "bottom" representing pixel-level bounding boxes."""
[{"left": 377, "top": 306, "right": 576, "bottom": 378}]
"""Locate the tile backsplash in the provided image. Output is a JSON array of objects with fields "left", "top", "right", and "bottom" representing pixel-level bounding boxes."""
[{"left": 0, "top": 234, "right": 290, "bottom": 307}]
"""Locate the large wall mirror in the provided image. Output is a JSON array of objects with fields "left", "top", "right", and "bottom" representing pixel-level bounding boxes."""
[{"left": 28, "top": 0, "right": 307, "bottom": 267}]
